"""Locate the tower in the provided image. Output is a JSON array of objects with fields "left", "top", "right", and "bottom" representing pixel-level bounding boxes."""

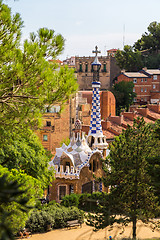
[{"left": 87, "top": 46, "right": 108, "bottom": 152}]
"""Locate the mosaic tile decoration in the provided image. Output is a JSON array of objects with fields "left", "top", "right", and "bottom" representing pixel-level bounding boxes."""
[{"left": 89, "top": 82, "right": 103, "bottom": 135}]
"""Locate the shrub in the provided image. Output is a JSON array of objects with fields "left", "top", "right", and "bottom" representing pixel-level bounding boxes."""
[
  {"left": 61, "top": 192, "right": 109, "bottom": 212},
  {"left": 26, "top": 209, "right": 54, "bottom": 233},
  {"left": 26, "top": 205, "right": 84, "bottom": 232},
  {"left": 61, "top": 193, "right": 80, "bottom": 207}
]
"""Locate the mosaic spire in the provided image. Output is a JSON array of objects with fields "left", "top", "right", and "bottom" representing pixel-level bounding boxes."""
[
  {"left": 88, "top": 46, "right": 108, "bottom": 150},
  {"left": 88, "top": 46, "right": 103, "bottom": 137},
  {"left": 88, "top": 81, "right": 103, "bottom": 137}
]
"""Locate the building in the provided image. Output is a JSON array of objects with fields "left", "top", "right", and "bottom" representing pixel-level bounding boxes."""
[
  {"left": 63, "top": 49, "right": 120, "bottom": 90},
  {"left": 36, "top": 98, "right": 76, "bottom": 155},
  {"left": 49, "top": 47, "right": 110, "bottom": 202},
  {"left": 140, "top": 68, "right": 160, "bottom": 103},
  {"left": 117, "top": 69, "right": 160, "bottom": 104}
]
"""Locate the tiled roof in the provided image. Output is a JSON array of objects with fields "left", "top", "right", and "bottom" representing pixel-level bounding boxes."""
[
  {"left": 144, "top": 69, "right": 160, "bottom": 75},
  {"left": 147, "top": 110, "right": 160, "bottom": 120},
  {"left": 103, "top": 130, "right": 116, "bottom": 139},
  {"left": 107, "top": 49, "right": 117, "bottom": 52},
  {"left": 123, "top": 117, "right": 134, "bottom": 126},
  {"left": 123, "top": 72, "right": 148, "bottom": 78}
]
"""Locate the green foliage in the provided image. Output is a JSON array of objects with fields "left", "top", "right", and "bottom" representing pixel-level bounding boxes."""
[
  {"left": 61, "top": 192, "right": 109, "bottom": 212},
  {"left": 26, "top": 209, "right": 54, "bottom": 233},
  {"left": 30, "top": 27, "right": 65, "bottom": 59},
  {"left": 87, "top": 118, "right": 160, "bottom": 239},
  {"left": 61, "top": 193, "right": 80, "bottom": 207},
  {"left": 116, "top": 21, "right": 160, "bottom": 71},
  {"left": 0, "top": 1, "right": 78, "bottom": 132},
  {"left": 134, "top": 21, "right": 160, "bottom": 52},
  {"left": 147, "top": 120, "right": 160, "bottom": 204},
  {"left": 0, "top": 128, "right": 54, "bottom": 188},
  {"left": 115, "top": 45, "right": 143, "bottom": 71},
  {"left": 60, "top": 137, "right": 70, "bottom": 147},
  {"left": 0, "top": 175, "right": 30, "bottom": 240},
  {"left": 0, "top": 167, "right": 42, "bottom": 237},
  {"left": 111, "top": 81, "right": 136, "bottom": 115},
  {"left": 26, "top": 205, "right": 84, "bottom": 233}
]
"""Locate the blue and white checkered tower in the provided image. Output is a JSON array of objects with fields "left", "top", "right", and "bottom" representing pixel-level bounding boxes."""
[{"left": 87, "top": 46, "right": 108, "bottom": 151}]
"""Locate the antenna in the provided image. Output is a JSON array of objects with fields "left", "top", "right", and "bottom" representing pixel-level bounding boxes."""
[
  {"left": 104, "top": 45, "right": 107, "bottom": 55},
  {"left": 123, "top": 24, "right": 125, "bottom": 49}
]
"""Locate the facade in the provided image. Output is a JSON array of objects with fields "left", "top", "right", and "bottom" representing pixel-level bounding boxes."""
[
  {"left": 75, "top": 56, "right": 110, "bottom": 90},
  {"left": 63, "top": 49, "right": 120, "bottom": 91},
  {"left": 36, "top": 98, "right": 76, "bottom": 155},
  {"left": 140, "top": 69, "right": 160, "bottom": 103},
  {"left": 117, "top": 69, "right": 160, "bottom": 104},
  {"left": 49, "top": 48, "right": 110, "bottom": 202}
]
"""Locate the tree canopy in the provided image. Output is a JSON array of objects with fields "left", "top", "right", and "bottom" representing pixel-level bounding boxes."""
[
  {"left": 87, "top": 118, "right": 160, "bottom": 239},
  {"left": 0, "top": 0, "right": 78, "bottom": 131},
  {"left": 0, "top": 1, "right": 78, "bottom": 237},
  {"left": 115, "top": 21, "right": 160, "bottom": 71},
  {"left": 0, "top": 128, "right": 54, "bottom": 188},
  {"left": 111, "top": 80, "right": 136, "bottom": 115},
  {"left": 134, "top": 21, "right": 160, "bottom": 52},
  {"left": 115, "top": 45, "right": 143, "bottom": 72},
  {"left": 0, "top": 166, "right": 43, "bottom": 236}
]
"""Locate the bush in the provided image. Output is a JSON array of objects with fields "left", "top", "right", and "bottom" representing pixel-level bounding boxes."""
[
  {"left": 61, "top": 193, "right": 80, "bottom": 207},
  {"left": 26, "top": 205, "right": 84, "bottom": 232},
  {"left": 61, "top": 192, "right": 109, "bottom": 212},
  {"left": 78, "top": 192, "right": 109, "bottom": 212},
  {"left": 26, "top": 209, "right": 54, "bottom": 233}
]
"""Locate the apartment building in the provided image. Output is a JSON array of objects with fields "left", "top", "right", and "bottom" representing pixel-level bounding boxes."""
[{"left": 117, "top": 69, "right": 160, "bottom": 104}]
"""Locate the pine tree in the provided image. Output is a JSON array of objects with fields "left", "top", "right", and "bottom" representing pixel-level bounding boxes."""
[{"left": 88, "top": 118, "right": 160, "bottom": 239}]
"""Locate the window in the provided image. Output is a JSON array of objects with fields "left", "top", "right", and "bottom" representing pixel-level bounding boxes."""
[
  {"left": 133, "top": 88, "right": 135, "bottom": 92},
  {"left": 141, "top": 88, "right": 143, "bottom": 92},
  {"left": 45, "top": 105, "right": 60, "bottom": 113},
  {"left": 69, "top": 185, "right": 74, "bottom": 194},
  {"left": 89, "top": 162, "right": 92, "bottom": 171},
  {"left": 133, "top": 78, "right": 137, "bottom": 83},
  {"left": 141, "top": 78, "right": 143, "bottom": 82},
  {"left": 85, "top": 64, "right": 88, "bottom": 72},
  {"left": 133, "top": 98, "right": 137, "bottom": 102},
  {"left": 144, "top": 88, "right": 147, "bottom": 92},
  {"left": 43, "top": 134, "right": 48, "bottom": 141},
  {"left": 91, "top": 64, "right": 94, "bottom": 72},
  {"left": 79, "top": 63, "right": 82, "bottom": 72},
  {"left": 93, "top": 159, "right": 97, "bottom": 172},
  {"left": 144, "top": 97, "right": 147, "bottom": 102},
  {"left": 72, "top": 118, "right": 74, "bottom": 124},
  {"left": 153, "top": 75, "right": 157, "bottom": 80},
  {"left": 153, "top": 84, "right": 156, "bottom": 89},
  {"left": 141, "top": 98, "right": 143, "bottom": 101},
  {"left": 145, "top": 78, "right": 147, "bottom": 82},
  {"left": 59, "top": 186, "right": 66, "bottom": 200},
  {"left": 103, "top": 64, "right": 106, "bottom": 72},
  {"left": 46, "top": 121, "right": 51, "bottom": 126}
]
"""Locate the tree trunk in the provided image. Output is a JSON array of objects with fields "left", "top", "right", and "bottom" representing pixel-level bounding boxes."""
[{"left": 133, "top": 217, "right": 137, "bottom": 240}]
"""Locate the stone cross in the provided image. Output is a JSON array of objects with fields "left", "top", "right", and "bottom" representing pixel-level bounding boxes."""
[{"left": 92, "top": 46, "right": 101, "bottom": 56}]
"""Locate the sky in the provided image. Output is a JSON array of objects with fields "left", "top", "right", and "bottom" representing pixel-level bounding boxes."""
[{"left": 5, "top": 0, "right": 160, "bottom": 60}]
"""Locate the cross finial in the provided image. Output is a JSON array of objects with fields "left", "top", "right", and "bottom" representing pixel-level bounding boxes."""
[{"left": 92, "top": 46, "right": 101, "bottom": 56}]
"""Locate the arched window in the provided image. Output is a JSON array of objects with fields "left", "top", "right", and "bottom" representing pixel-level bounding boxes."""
[
  {"left": 93, "top": 159, "right": 96, "bottom": 172},
  {"left": 89, "top": 162, "right": 92, "bottom": 171}
]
